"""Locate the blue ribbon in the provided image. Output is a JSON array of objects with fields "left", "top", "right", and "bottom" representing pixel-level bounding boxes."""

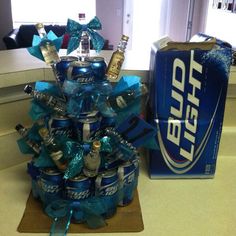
[
  {"left": 63, "top": 141, "right": 84, "bottom": 179},
  {"left": 66, "top": 17, "right": 105, "bottom": 54},
  {"left": 45, "top": 197, "right": 107, "bottom": 234},
  {"left": 63, "top": 80, "right": 112, "bottom": 118},
  {"left": 27, "top": 31, "right": 63, "bottom": 62}
]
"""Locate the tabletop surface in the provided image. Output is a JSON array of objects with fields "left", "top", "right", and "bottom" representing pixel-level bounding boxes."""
[{"left": 0, "top": 155, "right": 235, "bottom": 236}]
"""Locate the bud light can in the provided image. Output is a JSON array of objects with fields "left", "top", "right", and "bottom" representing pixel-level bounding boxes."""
[
  {"left": 75, "top": 114, "right": 101, "bottom": 142},
  {"left": 27, "top": 161, "right": 41, "bottom": 199},
  {"left": 67, "top": 61, "right": 95, "bottom": 113},
  {"left": 56, "top": 56, "right": 78, "bottom": 83},
  {"left": 64, "top": 175, "right": 92, "bottom": 201},
  {"left": 47, "top": 115, "right": 74, "bottom": 139},
  {"left": 85, "top": 56, "right": 107, "bottom": 81},
  {"left": 67, "top": 61, "right": 94, "bottom": 84},
  {"left": 64, "top": 175, "right": 92, "bottom": 223},
  {"left": 39, "top": 168, "right": 64, "bottom": 204},
  {"left": 100, "top": 116, "right": 116, "bottom": 129},
  {"left": 118, "top": 160, "right": 139, "bottom": 206},
  {"left": 95, "top": 170, "right": 119, "bottom": 218}
]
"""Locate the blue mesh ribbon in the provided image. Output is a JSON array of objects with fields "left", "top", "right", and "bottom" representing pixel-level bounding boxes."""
[
  {"left": 66, "top": 17, "right": 105, "bottom": 54},
  {"left": 29, "top": 100, "right": 50, "bottom": 121},
  {"left": 27, "top": 31, "right": 63, "bottom": 62},
  {"left": 45, "top": 197, "right": 107, "bottom": 234},
  {"left": 63, "top": 141, "right": 84, "bottom": 179},
  {"left": 17, "top": 138, "right": 35, "bottom": 154},
  {"left": 100, "top": 136, "right": 112, "bottom": 153},
  {"left": 63, "top": 80, "right": 112, "bottom": 117},
  {"left": 34, "top": 146, "right": 56, "bottom": 168}
]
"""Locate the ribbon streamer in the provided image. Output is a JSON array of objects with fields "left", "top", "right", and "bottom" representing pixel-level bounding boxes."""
[
  {"left": 66, "top": 17, "right": 105, "bottom": 54},
  {"left": 50, "top": 209, "right": 73, "bottom": 236}
]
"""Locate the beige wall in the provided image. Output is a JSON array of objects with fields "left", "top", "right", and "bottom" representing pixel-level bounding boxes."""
[
  {"left": 96, "top": 0, "right": 123, "bottom": 49},
  {"left": 166, "top": 0, "right": 209, "bottom": 41},
  {"left": 0, "top": 0, "right": 13, "bottom": 50},
  {"left": 192, "top": 0, "right": 209, "bottom": 37}
]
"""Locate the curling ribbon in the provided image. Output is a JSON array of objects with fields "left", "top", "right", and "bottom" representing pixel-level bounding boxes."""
[{"left": 66, "top": 17, "right": 105, "bottom": 54}]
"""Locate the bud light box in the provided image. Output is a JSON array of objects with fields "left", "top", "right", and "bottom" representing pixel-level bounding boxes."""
[{"left": 148, "top": 38, "right": 232, "bottom": 178}]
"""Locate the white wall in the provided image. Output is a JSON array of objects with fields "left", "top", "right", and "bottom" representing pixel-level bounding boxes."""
[{"left": 205, "top": 0, "right": 236, "bottom": 48}]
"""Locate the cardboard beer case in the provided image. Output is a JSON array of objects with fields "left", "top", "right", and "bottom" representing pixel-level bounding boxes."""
[{"left": 148, "top": 36, "right": 232, "bottom": 178}]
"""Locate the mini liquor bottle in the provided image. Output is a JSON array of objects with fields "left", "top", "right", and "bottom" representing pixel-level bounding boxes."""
[
  {"left": 24, "top": 85, "right": 66, "bottom": 115},
  {"left": 15, "top": 124, "right": 41, "bottom": 154},
  {"left": 77, "top": 13, "right": 90, "bottom": 60},
  {"left": 83, "top": 141, "right": 101, "bottom": 177},
  {"left": 106, "top": 35, "right": 129, "bottom": 80},
  {"left": 35, "top": 23, "right": 66, "bottom": 100},
  {"left": 38, "top": 127, "right": 67, "bottom": 171},
  {"left": 107, "top": 84, "right": 148, "bottom": 111},
  {"left": 35, "top": 23, "right": 60, "bottom": 65}
]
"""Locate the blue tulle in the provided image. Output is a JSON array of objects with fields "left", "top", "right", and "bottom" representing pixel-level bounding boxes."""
[{"left": 27, "top": 31, "right": 63, "bottom": 62}]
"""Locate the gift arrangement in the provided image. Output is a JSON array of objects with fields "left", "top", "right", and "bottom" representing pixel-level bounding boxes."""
[{"left": 15, "top": 16, "right": 157, "bottom": 234}]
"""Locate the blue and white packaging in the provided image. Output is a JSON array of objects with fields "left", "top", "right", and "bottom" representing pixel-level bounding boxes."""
[{"left": 148, "top": 38, "right": 232, "bottom": 178}]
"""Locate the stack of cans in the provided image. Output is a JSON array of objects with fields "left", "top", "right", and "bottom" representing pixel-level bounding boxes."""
[
  {"left": 31, "top": 158, "right": 139, "bottom": 221},
  {"left": 21, "top": 50, "right": 142, "bottom": 227},
  {"left": 56, "top": 56, "right": 107, "bottom": 84}
]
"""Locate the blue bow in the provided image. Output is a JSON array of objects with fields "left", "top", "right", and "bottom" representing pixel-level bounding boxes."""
[
  {"left": 66, "top": 17, "right": 105, "bottom": 54},
  {"left": 45, "top": 197, "right": 107, "bottom": 235},
  {"left": 63, "top": 80, "right": 113, "bottom": 118},
  {"left": 27, "top": 31, "right": 63, "bottom": 62}
]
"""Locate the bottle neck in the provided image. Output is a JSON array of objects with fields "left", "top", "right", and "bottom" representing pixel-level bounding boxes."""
[
  {"left": 18, "top": 127, "right": 28, "bottom": 137},
  {"left": 43, "top": 135, "right": 54, "bottom": 146},
  {"left": 78, "top": 13, "right": 87, "bottom": 24},
  {"left": 37, "top": 27, "right": 47, "bottom": 39},
  {"left": 117, "top": 39, "right": 127, "bottom": 53}
]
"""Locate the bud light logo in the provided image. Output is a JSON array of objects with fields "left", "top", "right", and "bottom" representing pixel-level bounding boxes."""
[
  {"left": 66, "top": 189, "right": 90, "bottom": 200},
  {"left": 40, "top": 179, "right": 61, "bottom": 193},
  {"left": 51, "top": 128, "right": 73, "bottom": 138},
  {"left": 124, "top": 171, "right": 135, "bottom": 185},
  {"left": 74, "top": 76, "right": 94, "bottom": 84},
  {"left": 156, "top": 50, "right": 222, "bottom": 174},
  {"left": 99, "top": 182, "right": 118, "bottom": 196}
]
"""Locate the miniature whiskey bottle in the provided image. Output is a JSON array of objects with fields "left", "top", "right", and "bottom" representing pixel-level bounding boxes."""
[{"left": 106, "top": 35, "right": 129, "bottom": 80}]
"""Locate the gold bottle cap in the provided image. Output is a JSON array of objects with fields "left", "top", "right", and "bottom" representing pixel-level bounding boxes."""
[
  {"left": 93, "top": 141, "right": 101, "bottom": 150},
  {"left": 38, "top": 127, "right": 49, "bottom": 138},
  {"left": 35, "top": 23, "right": 44, "bottom": 30},
  {"left": 121, "top": 35, "right": 129, "bottom": 41}
]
